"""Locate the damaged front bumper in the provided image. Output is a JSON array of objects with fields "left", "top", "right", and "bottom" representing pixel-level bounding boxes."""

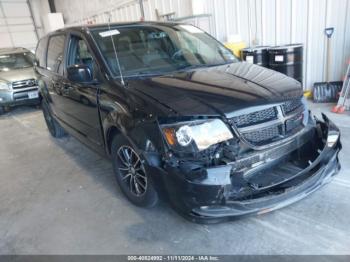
[{"left": 153, "top": 114, "right": 341, "bottom": 223}]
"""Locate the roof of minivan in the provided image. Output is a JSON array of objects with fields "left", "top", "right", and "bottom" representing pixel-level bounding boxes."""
[
  {"left": 0, "top": 47, "right": 30, "bottom": 55},
  {"left": 49, "top": 21, "right": 182, "bottom": 35}
]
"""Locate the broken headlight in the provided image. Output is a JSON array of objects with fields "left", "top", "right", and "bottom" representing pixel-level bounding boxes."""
[{"left": 161, "top": 119, "right": 233, "bottom": 152}]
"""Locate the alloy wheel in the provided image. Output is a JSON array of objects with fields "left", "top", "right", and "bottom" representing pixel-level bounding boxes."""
[{"left": 117, "top": 145, "right": 147, "bottom": 196}]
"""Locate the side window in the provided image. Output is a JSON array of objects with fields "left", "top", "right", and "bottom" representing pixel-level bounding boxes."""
[
  {"left": 47, "top": 35, "right": 66, "bottom": 74},
  {"left": 67, "top": 36, "right": 94, "bottom": 73},
  {"left": 35, "top": 38, "right": 47, "bottom": 68}
]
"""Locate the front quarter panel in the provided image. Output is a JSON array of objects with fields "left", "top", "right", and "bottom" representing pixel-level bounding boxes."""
[{"left": 99, "top": 83, "right": 165, "bottom": 157}]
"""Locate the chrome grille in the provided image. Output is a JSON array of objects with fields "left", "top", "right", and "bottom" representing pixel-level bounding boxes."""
[
  {"left": 282, "top": 98, "right": 303, "bottom": 114},
  {"left": 229, "top": 97, "right": 305, "bottom": 147},
  {"left": 242, "top": 125, "right": 282, "bottom": 145},
  {"left": 12, "top": 79, "right": 37, "bottom": 90},
  {"left": 286, "top": 113, "right": 304, "bottom": 133},
  {"left": 230, "top": 107, "right": 277, "bottom": 128}
]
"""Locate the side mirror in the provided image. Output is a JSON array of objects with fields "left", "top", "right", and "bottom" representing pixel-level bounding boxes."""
[{"left": 67, "top": 65, "right": 93, "bottom": 83}]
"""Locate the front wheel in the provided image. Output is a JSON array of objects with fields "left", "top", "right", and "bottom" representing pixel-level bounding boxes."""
[
  {"left": 42, "top": 100, "right": 66, "bottom": 138},
  {"left": 0, "top": 106, "right": 4, "bottom": 115},
  {"left": 111, "top": 135, "right": 158, "bottom": 207}
]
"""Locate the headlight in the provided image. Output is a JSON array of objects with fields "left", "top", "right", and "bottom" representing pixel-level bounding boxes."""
[
  {"left": 161, "top": 119, "right": 233, "bottom": 152},
  {"left": 0, "top": 81, "right": 11, "bottom": 90}
]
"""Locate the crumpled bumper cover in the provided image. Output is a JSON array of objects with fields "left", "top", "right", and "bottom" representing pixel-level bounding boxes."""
[{"left": 156, "top": 114, "right": 341, "bottom": 223}]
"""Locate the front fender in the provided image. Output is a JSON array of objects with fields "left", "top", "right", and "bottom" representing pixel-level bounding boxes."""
[
  {"left": 101, "top": 108, "right": 164, "bottom": 158},
  {"left": 37, "top": 78, "right": 51, "bottom": 103}
]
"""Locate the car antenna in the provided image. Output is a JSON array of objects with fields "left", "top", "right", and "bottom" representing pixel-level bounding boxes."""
[{"left": 107, "top": 13, "right": 125, "bottom": 87}]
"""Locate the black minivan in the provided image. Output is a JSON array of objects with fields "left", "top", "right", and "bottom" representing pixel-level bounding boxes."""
[{"left": 34, "top": 22, "right": 341, "bottom": 223}]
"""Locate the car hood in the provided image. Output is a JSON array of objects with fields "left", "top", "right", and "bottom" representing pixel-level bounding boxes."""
[
  {"left": 127, "top": 62, "right": 303, "bottom": 117},
  {"left": 0, "top": 67, "right": 35, "bottom": 83}
]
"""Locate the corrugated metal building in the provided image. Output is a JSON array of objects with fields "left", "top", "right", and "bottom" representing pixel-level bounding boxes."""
[
  {"left": 196, "top": 0, "right": 350, "bottom": 90},
  {"left": 54, "top": 0, "right": 350, "bottom": 90},
  {"left": 0, "top": 0, "right": 39, "bottom": 50}
]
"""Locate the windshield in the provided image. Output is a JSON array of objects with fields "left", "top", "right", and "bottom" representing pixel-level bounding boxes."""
[
  {"left": 0, "top": 52, "right": 34, "bottom": 71},
  {"left": 91, "top": 24, "right": 238, "bottom": 77}
]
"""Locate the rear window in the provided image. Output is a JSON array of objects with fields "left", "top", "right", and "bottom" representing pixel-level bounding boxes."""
[
  {"left": 46, "top": 34, "right": 66, "bottom": 74},
  {"left": 35, "top": 38, "right": 47, "bottom": 68}
]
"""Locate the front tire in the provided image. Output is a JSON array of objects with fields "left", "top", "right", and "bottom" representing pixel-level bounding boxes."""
[
  {"left": 111, "top": 135, "right": 158, "bottom": 207},
  {"left": 42, "top": 100, "right": 66, "bottom": 138}
]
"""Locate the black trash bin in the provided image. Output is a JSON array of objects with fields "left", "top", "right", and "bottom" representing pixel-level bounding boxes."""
[
  {"left": 240, "top": 46, "right": 270, "bottom": 67},
  {"left": 268, "top": 44, "right": 303, "bottom": 85}
]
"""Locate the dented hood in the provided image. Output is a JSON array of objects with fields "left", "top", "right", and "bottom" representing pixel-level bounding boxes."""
[{"left": 127, "top": 62, "right": 303, "bottom": 117}]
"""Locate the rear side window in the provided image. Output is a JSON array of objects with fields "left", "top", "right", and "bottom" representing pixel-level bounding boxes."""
[
  {"left": 46, "top": 34, "right": 66, "bottom": 74},
  {"left": 35, "top": 38, "right": 47, "bottom": 68}
]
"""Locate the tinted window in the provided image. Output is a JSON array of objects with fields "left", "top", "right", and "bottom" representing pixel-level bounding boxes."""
[
  {"left": 47, "top": 34, "right": 66, "bottom": 74},
  {"left": 35, "top": 38, "right": 47, "bottom": 68}
]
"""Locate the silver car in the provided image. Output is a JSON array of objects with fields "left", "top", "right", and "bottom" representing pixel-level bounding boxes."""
[{"left": 0, "top": 47, "right": 39, "bottom": 115}]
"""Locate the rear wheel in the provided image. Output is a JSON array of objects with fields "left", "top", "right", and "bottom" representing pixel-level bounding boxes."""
[
  {"left": 0, "top": 106, "right": 4, "bottom": 115},
  {"left": 111, "top": 135, "right": 158, "bottom": 207},
  {"left": 42, "top": 100, "right": 66, "bottom": 138}
]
